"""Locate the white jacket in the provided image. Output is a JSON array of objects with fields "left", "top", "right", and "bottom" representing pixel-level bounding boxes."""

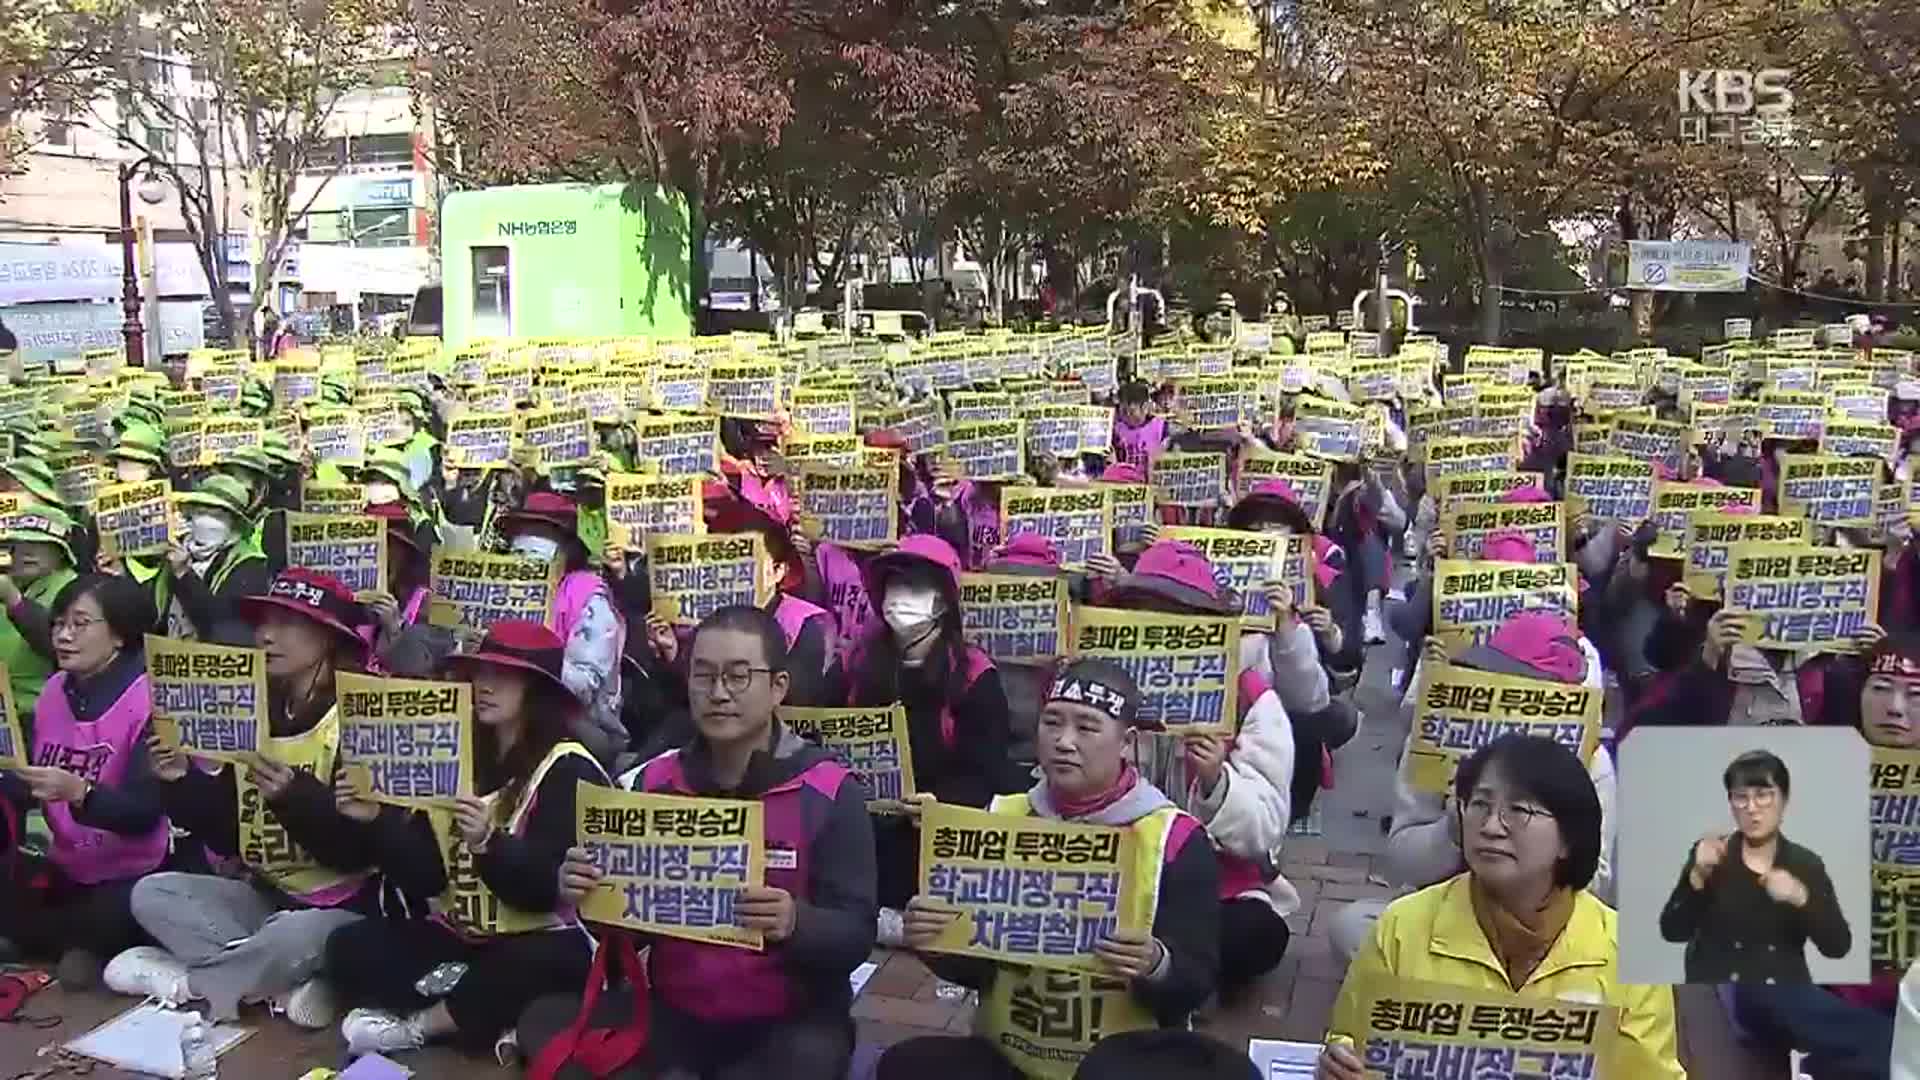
[
  {"left": 1242, "top": 622, "right": 1332, "bottom": 718},
  {"left": 1897, "top": 959, "right": 1920, "bottom": 1080},
  {"left": 1186, "top": 685, "right": 1302, "bottom": 918}
]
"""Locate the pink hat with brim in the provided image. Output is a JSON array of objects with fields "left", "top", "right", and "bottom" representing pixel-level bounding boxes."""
[
  {"left": 1499, "top": 484, "right": 1551, "bottom": 504},
  {"left": 1457, "top": 610, "right": 1587, "bottom": 684},
  {"left": 1479, "top": 528, "right": 1538, "bottom": 564},
  {"left": 984, "top": 533, "right": 1061, "bottom": 577},
  {"left": 1105, "top": 540, "right": 1236, "bottom": 615},
  {"left": 1099, "top": 463, "right": 1146, "bottom": 485},
  {"left": 861, "top": 534, "right": 963, "bottom": 617},
  {"left": 1227, "top": 479, "right": 1316, "bottom": 534}
]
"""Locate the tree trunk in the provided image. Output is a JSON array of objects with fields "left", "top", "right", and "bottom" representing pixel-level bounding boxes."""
[{"left": 1477, "top": 246, "right": 1503, "bottom": 344}]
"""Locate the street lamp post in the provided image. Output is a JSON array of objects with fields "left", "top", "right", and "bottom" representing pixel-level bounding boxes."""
[{"left": 117, "top": 154, "right": 169, "bottom": 368}]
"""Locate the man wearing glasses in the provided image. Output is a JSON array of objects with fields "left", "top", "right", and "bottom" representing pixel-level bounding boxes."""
[{"left": 1660, "top": 749, "right": 1852, "bottom": 984}]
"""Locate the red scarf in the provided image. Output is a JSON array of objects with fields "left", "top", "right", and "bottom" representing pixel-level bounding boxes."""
[{"left": 1050, "top": 762, "right": 1139, "bottom": 820}]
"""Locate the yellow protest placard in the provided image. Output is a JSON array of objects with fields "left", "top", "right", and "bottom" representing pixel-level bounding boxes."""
[
  {"left": 1161, "top": 526, "right": 1315, "bottom": 627},
  {"left": 959, "top": 573, "right": 1072, "bottom": 664},
  {"left": 427, "top": 551, "right": 562, "bottom": 632},
  {"left": 1234, "top": 449, "right": 1332, "bottom": 522},
  {"left": 1563, "top": 453, "right": 1655, "bottom": 524},
  {"left": 1438, "top": 501, "right": 1565, "bottom": 565},
  {"left": 1406, "top": 403, "right": 1478, "bottom": 459},
  {"left": 576, "top": 783, "right": 766, "bottom": 950},
  {"left": 789, "top": 387, "right": 857, "bottom": 437},
  {"left": 286, "top": 512, "right": 388, "bottom": 594},
  {"left": 336, "top": 673, "right": 472, "bottom": 809},
  {"left": 273, "top": 359, "right": 320, "bottom": 411},
  {"left": 942, "top": 420, "right": 1026, "bottom": 482},
  {"left": 1001, "top": 486, "right": 1112, "bottom": 573},
  {"left": 634, "top": 415, "right": 723, "bottom": 479},
  {"left": 53, "top": 456, "right": 106, "bottom": 510},
  {"left": 778, "top": 705, "right": 916, "bottom": 809},
  {"left": 0, "top": 669, "right": 21, "bottom": 768},
  {"left": 445, "top": 413, "right": 515, "bottom": 468},
  {"left": 1823, "top": 420, "right": 1899, "bottom": 463},
  {"left": 606, "top": 473, "right": 703, "bottom": 541},
  {"left": 301, "top": 483, "right": 367, "bottom": 516},
  {"left": 1644, "top": 482, "right": 1761, "bottom": 557},
  {"left": 1759, "top": 390, "right": 1826, "bottom": 439},
  {"left": 1778, "top": 453, "right": 1880, "bottom": 526},
  {"left": 646, "top": 533, "right": 774, "bottom": 629},
  {"left": 1431, "top": 559, "right": 1579, "bottom": 651},
  {"left": 783, "top": 434, "right": 862, "bottom": 471},
  {"left": 1725, "top": 544, "right": 1878, "bottom": 652},
  {"left": 1149, "top": 451, "right": 1227, "bottom": 508},
  {"left": 1683, "top": 513, "right": 1809, "bottom": 600},
  {"left": 1423, "top": 437, "right": 1519, "bottom": 487},
  {"left": 519, "top": 406, "right": 593, "bottom": 467},
  {"left": 1069, "top": 607, "right": 1238, "bottom": 733},
  {"left": 303, "top": 408, "right": 363, "bottom": 468},
  {"left": 1294, "top": 395, "right": 1367, "bottom": 462},
  {"left": 1427, "top": 471, "right": 1543, "bottom": 508},
  {"left": 917, "top": 802, "right": 1153, "bottom": 974},
  {"left": 795, "top": 465, "right": 898, "bottom": 549},
  {"left": 146, "top": 635, "right": 268, "bottom": 764},
  {"left": 705, "top": 360, "right": 782, "bottom": 419},
  {"left": 1406, "top": 663, "right": 1601, "bottom": 794},
  {"left": 1097, "top": 481, "right": 1153, "bottom": 552},
  {"left": 1332, "top": 977, "right": 1619, "bottom": 1078},
  {"left": 1607, "top": 414, "right": 1690, "bottom": 474},
  {"left": 203, "top": 417, "right": 263, "bottom": 460},
  {"left": 1870, "top": 747, "right": 1920, "bottom": 973},
  {"left": 93, "top": 479, "right": 173, "bottom": 559}
]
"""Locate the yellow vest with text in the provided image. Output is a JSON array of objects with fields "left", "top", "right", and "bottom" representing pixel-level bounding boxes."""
[
  {"left": 431, "top": 741, "right": 602, "bottom": 937},
  {"left": 977, "top": 791, "right": 1175, "bottom": 1080},
  {"left": 237, "top": 705, "right": 368, "bottom": 903}
]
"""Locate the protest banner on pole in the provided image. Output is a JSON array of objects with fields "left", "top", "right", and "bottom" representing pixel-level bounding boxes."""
[
  {"left": 942, "top": 420, "right": 1026, "bottom": 482},
  {"left": 1160, "top": 526, "right": 1315, "bottom": 626},
  {"left": 1423, "top": 437, "right": 1519, "bottom": 486},
  {"left": 778, "top": 705, "right": 916, "bottom": 809},
  {"left": 93, "top": 479, "right": 173, "bottom": 559},
  {"left": 917, "top": 802, "right": 1153, "bottom": 974},
  {"left": 1234, "top": 449, "right": 1332, "bottom": 521},
  {"left": 576, "top": 783, "right": 766, "bottom": 950},
  {"left": 795, "top": 465, "right": 899, "bottom": 548},
  {"left": 336, "top": 673, "right": 472, "bottom": 809},
  {"left": 1564, "top": 454, "right": 1656, "bottom": 524},
  {"left": 519, "top": 406, "right": 593, "bottom": 467},
  {"left": 1438, "top": 501, "right": 1566, "bottom": 564},
  {"left": 1294, "top": 396, "right": 1367, "bottom": 462},
  {"left": 427, "top": 551, "right": 562, "bottom": 632},
  {"left": 1431, "top": 560, "right": 1579, "bottom": 651},
  {"left": 1682, "top": 513, "right": 1809, "bottom": 601},
  {"left": 1778, "top": 453, "right": 1880, "bottom": 526},
  {"left": 1644, "top": 482, "right": 1762, "bottom": 557},
  {"left": 959, "top": 573, "right": 1072, "bottom": 664},
  {"left": 444, "top": 413, "right": 515, "bottom": 468},
  {"left": 0, "top": 673, "right": 21, "bottom": 768},
  {"left": 1406, "top": 663, "right": 1601, "bottom": 794},
  {"left": 146, "top": 636, "right": 267, "bottom": 764},
  {"left": 1870, "top": 747, "right": 1920, "bottom": 973},
  {"left": 1001, "top": 486, "right": 1112, "bottom": 572},
  {"left": 1725, "top": 544, "right": 1879, "bottom": 652},
  {"left": 646, "top": 533, "right": 775, "bottom": 628},
  {"left": 286, "top": 512, "right": 388, "bottom": 593},
  {"left": 1333, "top": 977, "right": 1619, "bottom": 1078},
  {"left": 1070, "top": 607, "right": 1238, "bottom": 733},
  {"left": 1149, "top": 451, "right": 1228, "bottom": 508},
  {"left": 606, "top": 473, "right": 703, "bottom": 541}
]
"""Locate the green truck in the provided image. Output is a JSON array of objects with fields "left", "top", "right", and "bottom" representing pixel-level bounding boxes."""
[{"left": 438, "top": 182, "right": 695, "bottom": 347}]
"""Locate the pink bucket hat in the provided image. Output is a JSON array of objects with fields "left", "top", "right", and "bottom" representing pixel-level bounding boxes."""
[
  {"left": 1498, "top": 484, "right": 1551, "bottom": 504},
  {"left": 984, "top": 533, "right": 1062, "bottom": 577},
  {"left": 1227, "top": 478, "right": 1316, "bottom": 534},
  {"left": 1457, "top": 609, "right": 1587, "bottom": 684},
  {"left": 861, "top": 534, "right": 963, "bottom": 617},
  {"left": 1479, "top": 528, "right": 1538, "bottom": 564},
  {"left": 1105, "top": 540, "right": 1237, "bottom": 615},
  {"left": 1099, "top": 462, "right": 1146, "bottom": 485}
]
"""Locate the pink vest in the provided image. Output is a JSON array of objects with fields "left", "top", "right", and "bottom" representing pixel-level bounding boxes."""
[
  {"left": 638, "top": 752, "right": 854, "bottom": 1022},
  {"left": 1111, "top": 415, "right": 1167, "bottom": 468},
  {"left": 772, "top": 593, "right": 832, "bottom": 675},
  {"left": 34, "top": 672, "right": 170, "bottom": 885},
  {"left": 738, "top": 468, "right": 794, "bottom": 526},
  {"left": 1208, "top": 668, "right": 1272, "bottom": 900},
  {"left": 553, "top": 571, "right": 622, "bottom": 648},
  {"left": 955, "top": 484, "right": 1002, "bottom": 570},
  {"left": 816, "top": 543, "right": 870, "bottom": 664}
]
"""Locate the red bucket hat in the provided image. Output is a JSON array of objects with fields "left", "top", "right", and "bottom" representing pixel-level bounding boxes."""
[
  {"left": 365, "top": 501, "right": 424, "bottom": 552},
  {"left": 443, "top": 619, "right": 570, "bottom": 696},
  {"left": 239, "top": 568, "right": 370, "bottom": 653},
  {"left": 499, "top": 491, "right": 579, "bottom": 537},
  {"left": 1106, "top": 540, "right": 1236, "bottom": 615}
]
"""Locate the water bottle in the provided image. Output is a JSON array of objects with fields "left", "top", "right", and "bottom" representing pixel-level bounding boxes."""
[{"left": 180, "top": 1013, "right": 217, "bottom": 1079}]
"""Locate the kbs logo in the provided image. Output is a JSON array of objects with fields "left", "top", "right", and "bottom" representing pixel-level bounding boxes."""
[{"left": 1676, "top": 69, "right": 1791, "bottom": 146}]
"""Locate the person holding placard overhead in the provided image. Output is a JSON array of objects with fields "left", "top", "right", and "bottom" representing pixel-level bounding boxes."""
[
  {"left": 497, "top": 491, "right": 627, "bottom": 766},
  {"left": 324, "top": 621, "right": 610, "bottom": 1058},
  {"left": 107, "top": 569, "right": 380, "bottom": 1030},
  {"left": 1314, "top": 734, "right": 1682, "bottom": 1080},
  {"left": 0, "top": 503, "right": 80, "bottom": 720},
  {"left": 845, "top": 534, "right": 1013, "bottom": 944},
  {"left": 0, "top": 575, "right": 169, "bottom": 987},
  {"left": 523, "top": 605, "right": 876, "bottom": 1080},
  {"left": 877, "top": 659, "right": 1220, "bottom": 1080}
]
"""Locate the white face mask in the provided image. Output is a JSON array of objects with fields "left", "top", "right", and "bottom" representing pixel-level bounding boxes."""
[
  {"left": 114, "top": 461, "right": 151, "bottom": 484},
  {"left": 185, "top": 513, "right": 233, "bottom": 560},
  {"left": 511, "top": 535, "right": 561, "bottom": 563},
  {"left": 366, "top": 482, "right": 402, "bottom": 506},
  {"left": 883, "top": 586, "right": 944, "bottom": 648}
]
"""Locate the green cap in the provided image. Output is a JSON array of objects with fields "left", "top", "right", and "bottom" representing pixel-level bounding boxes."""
[
  {"left": 1, "top": 458, "right": 64, "bottom": 506},
  {"left": 321, "top": 377, "right": 354, "bottom": 407},
  {"left": 222, "top": 446, "right": 277, "bottom": 481},
  {"left": 261, "top": 430, "right": 301, "bottom": 469},
  {"left": 357, "top": 446, "right": 414, "bottom": 493},
  {"left": 0, "top": 502, "right": 76, "bottom": 564},
  {"left": 177, "top": 474, "right": 256, "bottom": 523},
  {"left": 242, "top": 380, "right": 274, "bottom": 416},
  {"left": 111, "top": 422, "right": 167, "bottom": 467},
  {"left": 123, "top": 399, "right": 164, "bottom": 431}
]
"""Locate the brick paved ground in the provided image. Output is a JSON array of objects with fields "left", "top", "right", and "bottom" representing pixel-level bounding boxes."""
[{"left": 0, "top": 614, "right": 1792, "bottom": 1077}]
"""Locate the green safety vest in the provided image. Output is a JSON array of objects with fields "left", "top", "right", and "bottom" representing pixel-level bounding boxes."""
[
  {"left": 1, "top": 566, "right": 76, "bottom": 725},
  {"left": 576, "top": 505, "right": 609, "bottom": 567},
  {"left": 132, "top": 539, "right": 266, "bottom": 640}
]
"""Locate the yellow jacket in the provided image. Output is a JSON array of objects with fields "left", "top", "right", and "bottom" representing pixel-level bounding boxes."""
[{"left": 1330, "top": 873, "right": 1686, "bottom": 1079}]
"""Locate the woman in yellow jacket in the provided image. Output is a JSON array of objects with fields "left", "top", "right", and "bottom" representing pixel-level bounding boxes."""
[{"left": 1317, "top": 733, "right": 1685, "bottom": 1080}]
